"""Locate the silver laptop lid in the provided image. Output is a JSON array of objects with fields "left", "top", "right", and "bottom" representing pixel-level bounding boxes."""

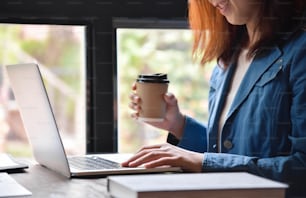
[{"left": 5, "top": 63, "right": 71, "bottom": 178}]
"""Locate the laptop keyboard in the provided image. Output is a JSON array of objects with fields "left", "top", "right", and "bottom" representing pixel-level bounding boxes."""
[{"left": 68, "top": 156, "right": 121, "bottom": 170}]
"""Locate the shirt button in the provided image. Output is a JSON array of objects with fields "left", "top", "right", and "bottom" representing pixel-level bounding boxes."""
[
  {"left": 223, "top": 140, "right": 233, "bottom": 150},
  {"left": 212, "top": 144, "right": 217, "bottom": 149}
]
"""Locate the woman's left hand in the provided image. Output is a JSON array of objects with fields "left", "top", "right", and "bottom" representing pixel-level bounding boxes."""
[{"left": 121, "top": 143, "right": 204, "bottom": 172}]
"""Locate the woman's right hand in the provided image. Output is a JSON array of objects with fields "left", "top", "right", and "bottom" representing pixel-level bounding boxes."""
[{"left": 129, "top": 82, "right": 185, "bottom": 139}]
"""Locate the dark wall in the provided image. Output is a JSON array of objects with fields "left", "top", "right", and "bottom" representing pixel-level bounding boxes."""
[{"left": 0, "top": 0, "right": 188, "bottom": 153}]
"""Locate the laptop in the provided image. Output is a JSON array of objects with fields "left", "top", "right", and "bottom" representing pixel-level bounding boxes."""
[{"left": 5, "top": 63, "right": 181, "bottom": 178}]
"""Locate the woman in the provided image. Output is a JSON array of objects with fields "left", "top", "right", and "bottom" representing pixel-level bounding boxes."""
[{"left": 123, "top": 0, "right": 306, "bottom": 197}]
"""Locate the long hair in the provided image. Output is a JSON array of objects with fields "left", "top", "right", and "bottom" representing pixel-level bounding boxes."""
[{"left": 189, "top": 0, "right": 306, "bottom": 67}]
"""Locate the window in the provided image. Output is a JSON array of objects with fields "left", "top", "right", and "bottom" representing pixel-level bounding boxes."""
[
  {"left": 114, "top": 19, "right": 214, "bottom": 153},
  {"left": 0, "top": 23, "right": 86, "bottom": 157}
]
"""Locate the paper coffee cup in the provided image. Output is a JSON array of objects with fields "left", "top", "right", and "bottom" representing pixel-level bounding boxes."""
[{"left": 136, "top": 73, "right": 169, "bottom": 122}]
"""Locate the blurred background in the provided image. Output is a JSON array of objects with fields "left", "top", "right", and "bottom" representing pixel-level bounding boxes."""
[
  {"left": 116, "top": 28, "right": 214, "bottom": 153},
  {"left": 0, "top": 24, "right": 214, "bottom": 157},
  {"left": 0, "top": 24, "right": 86, "bottom": 157}
]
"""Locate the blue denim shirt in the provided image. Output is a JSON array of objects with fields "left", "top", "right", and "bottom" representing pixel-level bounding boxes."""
[{"left": 177, "top": 29, "right": 306, "bottom": 197}]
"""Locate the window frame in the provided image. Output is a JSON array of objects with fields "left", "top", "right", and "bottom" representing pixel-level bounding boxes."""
[
  {"left": 0, "top": 18, "right": 94, "bottom": 153},
  {"left": 0, "top": 0, "right": 188, "bottom": 153}
]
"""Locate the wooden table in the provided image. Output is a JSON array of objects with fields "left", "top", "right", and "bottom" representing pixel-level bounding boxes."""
[{"left": 11, "top": 164, "right": 110, "bottom": 198}]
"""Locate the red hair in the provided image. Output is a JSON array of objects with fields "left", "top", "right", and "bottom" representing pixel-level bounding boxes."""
[{"left": 189, "top": 0, "right": 306, "bottom": 67}]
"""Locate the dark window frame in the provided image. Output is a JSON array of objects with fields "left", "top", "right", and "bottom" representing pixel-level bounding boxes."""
[
  {"left": 0, "top": 18, "right": 94, "bottom": 153},
  {"left": 0, "top": 0, "right": 188, "bottom": 153}
]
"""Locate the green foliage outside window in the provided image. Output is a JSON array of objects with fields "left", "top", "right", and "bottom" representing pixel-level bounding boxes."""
[
  {"left": 0, "top": 24, "right": 85, "bottom": 156},
  {"left": 117, "top": 29, "right": 214, "bottom": 153}
]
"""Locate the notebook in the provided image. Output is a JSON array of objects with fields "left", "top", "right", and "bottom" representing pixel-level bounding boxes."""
[
  {"left": 5, "top": 63, "right": 181, "bottom": 178},
  {"left": 0, "top": 153, "right": 28, "bottom": 172}
]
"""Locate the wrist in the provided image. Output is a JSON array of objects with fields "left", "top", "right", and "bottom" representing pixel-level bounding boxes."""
[{"left": 169, "top": 113, "right": 186, "bottom": 139}]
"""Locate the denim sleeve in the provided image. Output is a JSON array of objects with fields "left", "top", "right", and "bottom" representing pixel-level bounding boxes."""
[
  {"left": 202, "top": 152, "right": 306, "bottom": 196},
  {"left": 177, "top": 116, "right": 207, "bottom": 153}
]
